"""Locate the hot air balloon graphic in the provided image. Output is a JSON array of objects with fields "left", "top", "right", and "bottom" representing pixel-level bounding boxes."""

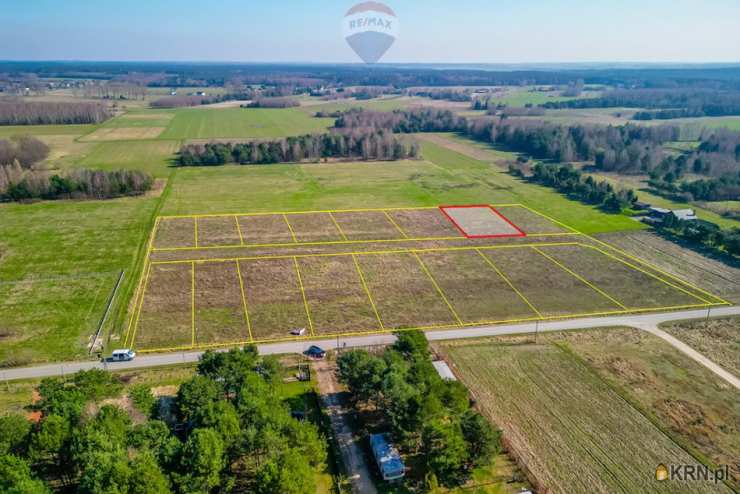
[{"left": 342, "top": 2, "right": 399, "bottom": 63}]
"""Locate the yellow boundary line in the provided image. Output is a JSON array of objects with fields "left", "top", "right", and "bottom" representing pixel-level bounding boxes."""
[
  {"left": 191, "top": 261, "right": 196, "bottom": 348},
  {"left": 193, "top": 218, "right": 199, "bottom": 249},
  {"left": 160, "top": 205, "right": 439, "bottom": 220},
  {"left": 412, "top": 251, "right": 464, "bottom": 327},
  {"left": 125, "top": 261, "right": 153, "bottom": 347},
  {"left": 150, "top": 242, "right": 581, "bottom": 266},
  {"left": 134, "top": 301, "right": 719, "bottom": 353},
  {"left": 384, "top": 211, "right": 409, "bottom": 239},
  {"left": 131, "top": 204, "right": 728, "bottom": 351},
  {"left": 518, "top": 203, "right": 729, "bottom": 305},
  {"left": 532, "top": 246, "right": 628, "bottom": 310},
  {"left": 234, "top": 216, "right": 245, "bottom": 245},
  {"left": 235, "top": 260, "right": 254, "bottom": 342},
  {"left": 352, "top": 254, "right": 385, "bottom": 331},
  {"left": 293, "top": 257, "right": 315, "bottom": 336},
  {"left": 475, "top": 248, "right": 543, "bottom": 319},
  {"left": 124, "top": 214, "right": 162, "bottom": 347},
  {"left": 283, "top": 214, "right": 298, "bottom": 243},
  {"left": 151, "top": 234, "right": 471, "bottom": 252},
  {"left": 329, "top": 212, "right": 348, "bottom": 241},
  {"left": 583, "top": 244, "right": 713, "bottom": 305}
]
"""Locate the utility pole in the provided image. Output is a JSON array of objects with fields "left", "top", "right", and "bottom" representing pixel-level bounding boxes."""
[{"left": 534, "top": 320, "right": 540, "bottom": 344}]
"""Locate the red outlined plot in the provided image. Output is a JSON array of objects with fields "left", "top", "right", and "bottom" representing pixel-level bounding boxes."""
[{"left": 439, "top": 205, "right": 526, "bottom": 239}]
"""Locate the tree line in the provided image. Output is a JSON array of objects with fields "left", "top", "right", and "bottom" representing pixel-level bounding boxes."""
[
  {"left": 542, "top": 89, "right": 740, "bottom": 118},
  {"left": 510, "top": 162, "right": 637, "bottom": 212},
  {"left": 0, "top": 135, "right": 49, "bottom": 169},
  {"left": 0, "top": 101, "right": 113, "bottom": 125},
  {"left": 245, "top": 97, "right": 300, "bottom": 108},
  {"left": 657, "top": 215, "right": 740, "bottom": 257},
  {"left": 337, "top": 108, "right": 739, "bottom": 183},
  {"left": 177, "top": 130, "right": 420, "bottom": 166},
  {"left": 0, "top": 348, "right": 328, "bottom": 493},
  {"left": 337, "top": 331, "right": 501, "bottom": 489},
  {"left": 0, "top": 164, "right": 153, "bottom": 202},
  {"left": 337, "top": 108, "right": 682, "bottom": 173}
]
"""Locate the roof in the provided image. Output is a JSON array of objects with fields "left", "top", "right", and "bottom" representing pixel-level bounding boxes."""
[
  {"left": 649, "top": 207, "right": 671, "bottom": 215},
  {"left": 370, "top": 434, "right": 405, "bottom": 476},
  {"left": 432, "top": 361, "right": 457, "bottom": 381},
  {"left": 673, "top": 209, "right": 697, "bottom": 220}
]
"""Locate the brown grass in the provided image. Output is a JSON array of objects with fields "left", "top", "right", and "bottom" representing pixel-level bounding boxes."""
[
  {"left": 539, "top": 244, "right": 702, "bottom": 309},
  {"left": 331, "top": 210, "right": 404, "bottom": 241},
  {"left": 197, "top": 215, "right": 242, "bottom": 247},
  {"left": 419, "top": 249, "right": 538, "bottom": 323},
  {"left": 495, "top": 205, "right": 571, "bottom": 235},
  {"left": 387, "top": 209, "right": 463, "bottom": 238},
  {"left": 355, "top": 252, "right": 458, "bottom": 329},
  {"left": 662, "top": 317, "right": 740, "bottom": 377},
  {"left": 482, "top": 247, "right": 620, "bottom": 316},
  {"left": 82, "top": 127, "right": 165, "bottom": 141},
  {"left": 239, "top": 258, "right": 309, "bottom": 340},
  {"left": 285, "top": 213, "right": 344, "bottom": 243},
  {"left": 237, "top": 214, "right": 295, "bottom": 245},
  {"left": 153, "top": 217, "right": 196, "bottom": 249},
  {"left": 136, "top": 263, "right": 193, "bottom": 349},
  {"left": 194, "top": 261, "right": 247, "bottom": 344},
  {"left": 297, "top": 255, "right": 380, "bottom": 334}
]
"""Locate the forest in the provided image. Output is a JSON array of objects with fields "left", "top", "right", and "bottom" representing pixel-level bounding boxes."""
[
  {"left": 177, "top": 130, "right": 420, "bottom": 166},
  {"left": 0, "top": 101, "right": 113, "bottom": 125},
  {"left": 0, "top": 135, "right": 50, "bottom": 169},
  {"left": 542, "top": 88, "right": 740, "bottom": 118},
  {"left": 337, "top": 331, "right": 501, "bottom": 489},
  {"left": 0, "top": 165, "right": 153, "bottom": 202},
  {"left": 0, "top": 348, "right": 328, "bottom": 493}
]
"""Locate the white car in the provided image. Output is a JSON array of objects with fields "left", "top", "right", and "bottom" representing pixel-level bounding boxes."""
[{"left": 111, "top": 349, "right": 136, "bottom": 361}]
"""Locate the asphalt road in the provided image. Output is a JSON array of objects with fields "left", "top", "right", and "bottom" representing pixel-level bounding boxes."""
[{"left": 2, "top": 306, "right": 738, "bottom": 385}]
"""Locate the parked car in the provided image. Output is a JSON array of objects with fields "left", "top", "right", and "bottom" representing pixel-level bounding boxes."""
[
  {"left": 304, "top": 345, "right": 326, "bottom": 359},
  {"left": 111, "top": 349, "right": 136, "bottom": 361}
]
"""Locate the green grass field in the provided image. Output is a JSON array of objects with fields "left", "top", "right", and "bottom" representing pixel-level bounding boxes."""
[
  {"left": 77, "top": 140, "right": 180, "bottom": 177},
  {"left": 0, "top": 195, "right": 159, "bottom": 366},
  {"left": 441, "top": 332, "right": 735, "bottom": 493},
  {"left": 159, "top": 107, "right": 334, "bottom": 140},
  {"left": 160, "top": 140, "right": 644, "bottom": 235}
]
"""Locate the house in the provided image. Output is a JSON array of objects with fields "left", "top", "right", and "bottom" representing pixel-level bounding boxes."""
[{"left": 370, "top": 434, "right": 405, "bottom": 481}]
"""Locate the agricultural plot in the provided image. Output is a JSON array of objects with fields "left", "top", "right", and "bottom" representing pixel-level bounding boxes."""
[
  {"left": 124, "top": 204, "right": 728, "bottom": 352},
  {"left": 158, "top": 107, "right": 334, "bottom": 140},
  {"left": 443, "top": 342, "right": 732, "bottom": 493}
]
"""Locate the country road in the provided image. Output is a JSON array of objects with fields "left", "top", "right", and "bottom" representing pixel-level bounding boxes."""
[{"left": 2, "top": 306, "right": 738, "bottom": 387}]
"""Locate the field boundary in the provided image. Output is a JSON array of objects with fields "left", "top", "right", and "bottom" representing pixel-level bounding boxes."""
[
  {"left": 439, "top": 204, "right": 526, "bottom": 239},
  {"left": 125, "top": 203, "right": 730, "bottom": 352}
]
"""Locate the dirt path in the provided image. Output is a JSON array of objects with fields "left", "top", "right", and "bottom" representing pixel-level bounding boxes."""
[
  {"left": 637, "top": 323, "right": 740, "bottom": 390},
  {"left": 314, "top": 360, "right": 378, "bottom": 494}
]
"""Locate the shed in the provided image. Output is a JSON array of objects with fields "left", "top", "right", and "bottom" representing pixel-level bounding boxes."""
[{"left": 432, "top": 360, "right": 457, "bottom": 381}]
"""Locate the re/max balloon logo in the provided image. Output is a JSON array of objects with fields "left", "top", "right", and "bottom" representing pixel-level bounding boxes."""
[{"left": 343, "top": 2, "right": 399, "bottom": 64}]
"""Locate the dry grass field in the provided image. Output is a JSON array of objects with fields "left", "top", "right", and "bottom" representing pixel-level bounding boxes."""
[
  {"left": 439, "top": 332, "right": 737, "bottom": 493},
  {"left": 121, "top": 204, "right": 725, "bottom": 352},
  {"left": 662, "top": 317, "right": 740, "bottom": 376}
]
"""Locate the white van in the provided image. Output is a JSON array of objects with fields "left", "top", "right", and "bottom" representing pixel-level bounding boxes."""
[{"left": 111, "top": 349, "right": 136, "bottom": 361}]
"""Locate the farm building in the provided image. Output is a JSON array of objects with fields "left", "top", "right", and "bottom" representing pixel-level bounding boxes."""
[
  {"left": 645, "top": 207, "right": 697, "bottom": 224},
  {"left": 370, "top": 433, "right": 405, "bottom": 481}
]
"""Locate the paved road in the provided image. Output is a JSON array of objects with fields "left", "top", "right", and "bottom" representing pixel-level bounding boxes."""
[
  {"left": 314, "top": 360, "right": 378, "bottom": 494},
  {"left": 2, "top": 306, "right": 738, "bottom": 384}
]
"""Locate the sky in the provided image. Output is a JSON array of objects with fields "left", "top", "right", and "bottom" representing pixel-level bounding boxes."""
[{"left": 1, "top": 0, "right": 739, "bottom": 63}]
